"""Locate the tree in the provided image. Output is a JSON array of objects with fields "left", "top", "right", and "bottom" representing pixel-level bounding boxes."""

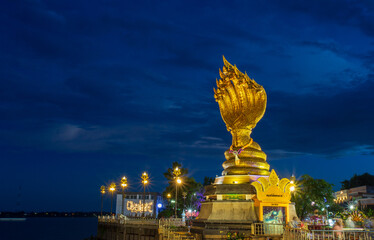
[
  {"left": 328, "top": 202, "right": 345, "bottom": 216},
  {"left": 341, "top": 173, "right": 374, "bottom": 190},
  {"left": 291, "top": 175, "right": 334, "bottom": 220},
  {"left": 203, "top": 176, "right": 215, "bottom": 186},
  {"left": 159, "top": 162, "right": 202, "bottom": 218}
]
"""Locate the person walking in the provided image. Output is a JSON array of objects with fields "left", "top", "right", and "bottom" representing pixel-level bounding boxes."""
[{"left": 332, "top": 219, "right": 343, "bottom": 239}]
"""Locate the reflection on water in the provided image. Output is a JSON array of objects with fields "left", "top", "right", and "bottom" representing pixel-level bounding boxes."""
[{"left": 0, "top": 217, "right": 97, "bottom": 240}]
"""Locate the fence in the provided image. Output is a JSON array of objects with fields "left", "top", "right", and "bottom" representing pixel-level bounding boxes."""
[
  {"left": 98, "top": 216, "right": 374, "bottom": 239},
  {"left": 159, "top": 218, "right": 186, "bottom": 227},
  {"left": 98, "top": 215, "right": 158, "bottom": 225},
  {"left": 158, "top": 218, "right": 195, "bottom": 240},
  {"left": 283, "top": 227, "right": 374, "bottom": 240},
  {"left": 252, "top": 223, "right": 284, "bottom": 236}
]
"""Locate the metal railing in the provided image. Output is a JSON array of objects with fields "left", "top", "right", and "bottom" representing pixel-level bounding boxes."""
[
  {"left": 252, "top": 223, "right": 284, "bottom": 236},
  {"left": 98, "top": 215, "right": 158, "bottom": 225},
  {"left": 158, "top": 224, "right": 195, "bottom": 240},
  {"left": 159, "top": 218, "right": 186, "bottom": 227},
  {"left": 98, "top": 216, "right": 374, "bottom": 239},
  {"left": 98, "top": 216, "right": 185, "bottom": 226},
  {"left": 98, "top": 215, "right": 117, "bottom": 223},
  {"left": 283, "top": 227, "right": 374, "bottom": 240},
  {"left": 98, "top": 216, "right": 193, "bottom": 239},
  {"left": 158, "top": 218, "right": 194, "bottom": 240}
]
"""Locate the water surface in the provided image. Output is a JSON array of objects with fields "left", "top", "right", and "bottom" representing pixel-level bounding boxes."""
[{"left": 0, "top": 217, "right": 97, "bottom": 240}]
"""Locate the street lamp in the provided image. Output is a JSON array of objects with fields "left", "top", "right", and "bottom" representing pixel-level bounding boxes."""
[
  {"left": 173, "top": 167, "right": 182, "bottom": 218},
  {"left": 166, "top": 193, "right": 171, "bottom": 205},
  {"left": 141, "top": 172, "right": 149, "bottom": 218},
  {"left": 175, "top": 177, "right": 182, "bottom": 218},
  {"left": 100, "top": 186, "right": 106, "bottom": 216},
  {"left": 182, "top": 192, "right": 187, "bottom": 213},
  {"left": 290, "top": 175, "right": 296, "bottom": 184},
  {"left": 121, "top": 176, "right": 128, "bottom": 215},
  {"left": 109, "top": 183, "right": 116, "bottom": 215},
  {"left": 289, "top": 175, "right": 296, "bottom": 195}
]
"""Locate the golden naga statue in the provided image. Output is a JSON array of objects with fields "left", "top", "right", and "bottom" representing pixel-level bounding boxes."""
[{"left": 214, "top": 56, "right": 270, "bottom": 176}]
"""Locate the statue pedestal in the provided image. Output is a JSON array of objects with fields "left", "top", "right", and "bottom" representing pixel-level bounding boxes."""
[
  {"left": 197, "top": 182, "right": 258, "bottom": 221},
  {"left": 190, "top": 182, "right": 259, "bottom": 239},
  {"left": 198, "top": 200, "right": 258, "bottom": 221},
  {"left": 191, "top": 219, "right": 253, "bottom": 240},
  {"left": 191, "top": 172, "right": 298, "bottom": 239}
]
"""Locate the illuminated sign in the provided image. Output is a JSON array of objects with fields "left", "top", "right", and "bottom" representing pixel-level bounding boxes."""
[{"left": 126, "top": 200, "right": 153, "bottom": 213}]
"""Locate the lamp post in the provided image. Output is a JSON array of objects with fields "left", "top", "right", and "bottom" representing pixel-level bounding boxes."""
[
  {"left": 100, "top": 186, "right": 106, "bottom": 216},
  {"left": 182, "top": 192, "right": 187, "bottom": 214},
  {"left": 166, "top": 193, "right": 172, "bottom": 211},
  {"left": 290, "top": 175, "right": 296, "bottom": 185},
  {"left": 289, "top": 175, "right": 296, "bottom": 198},
  {"left": 141, "top": 172, "right": 149, "bottom": 218},
  {"left": 109, "top": 183, "right": 116, "bottom": 215},
  {"left": 173, "top": 166, "right": 182, "bottom": 218},
  {"left": 121, "top": 176, "right": 128, "bottom": 216},
  {"left": 175, "top": 177, "right": 182, "bottom": 217}
]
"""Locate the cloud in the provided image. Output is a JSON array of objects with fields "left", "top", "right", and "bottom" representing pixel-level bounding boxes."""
[
  {"left": 1, "top": 0, "right": 374, "bottom": 211},
  {"left": 274, "top": 0, "right": 374, "bottom": 37},
  {"left": 256, "top": 76, "right": 374, "bottom": 156},
  {"left": 55, "top": 124, "right": 83, "bottom": 141}
]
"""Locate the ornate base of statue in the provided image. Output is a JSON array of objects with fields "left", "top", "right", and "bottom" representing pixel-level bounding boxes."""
[{"left": 190, "top": 57, "right": 297, "bottom": 240}]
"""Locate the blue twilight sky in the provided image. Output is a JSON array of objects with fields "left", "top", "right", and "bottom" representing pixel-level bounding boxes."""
[{"left": 1, "top": 0, "right": 374, "bottom": 212}]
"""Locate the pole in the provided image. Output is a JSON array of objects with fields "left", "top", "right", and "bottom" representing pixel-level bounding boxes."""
[
  {"left": 183, "top": 193, "right": 186, "bottom": 212},
  {"left": 143, "top": 184, "right": 146, "bottom": 218},
  {"left": 110, "top": 191, "right": 113, "bottom": 215},
  {"left": 101, "top": 193, "right": 104, "bottom": 216},
  {"left": 122, "top": 187, "right": 125, "bottom": 215},
  {"left": 175, "top": 183, "right": 178, "bottom": 218}
]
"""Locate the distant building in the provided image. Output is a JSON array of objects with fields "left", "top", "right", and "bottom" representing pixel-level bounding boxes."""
[
  {"left": 334, "top": 189, "right": 349, "bottom": 203},
  {"left": 115, "top": 192, "right": 164, "bottom": 217},
  {"left": 334, "top": 186, "right": 374, "bottom": 209}
]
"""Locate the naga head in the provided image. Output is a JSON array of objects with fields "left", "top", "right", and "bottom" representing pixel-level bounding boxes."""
[
  {"left": 214, "top": 56, "right": 267, "bottom": 133},
  {"left": 213, "top": 56, "right": 270, "bottom": 176}
]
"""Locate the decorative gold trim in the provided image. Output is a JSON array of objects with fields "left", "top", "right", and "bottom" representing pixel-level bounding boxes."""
[{"left": 251, "top": 169, "right": 295, "bottom": 203}]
